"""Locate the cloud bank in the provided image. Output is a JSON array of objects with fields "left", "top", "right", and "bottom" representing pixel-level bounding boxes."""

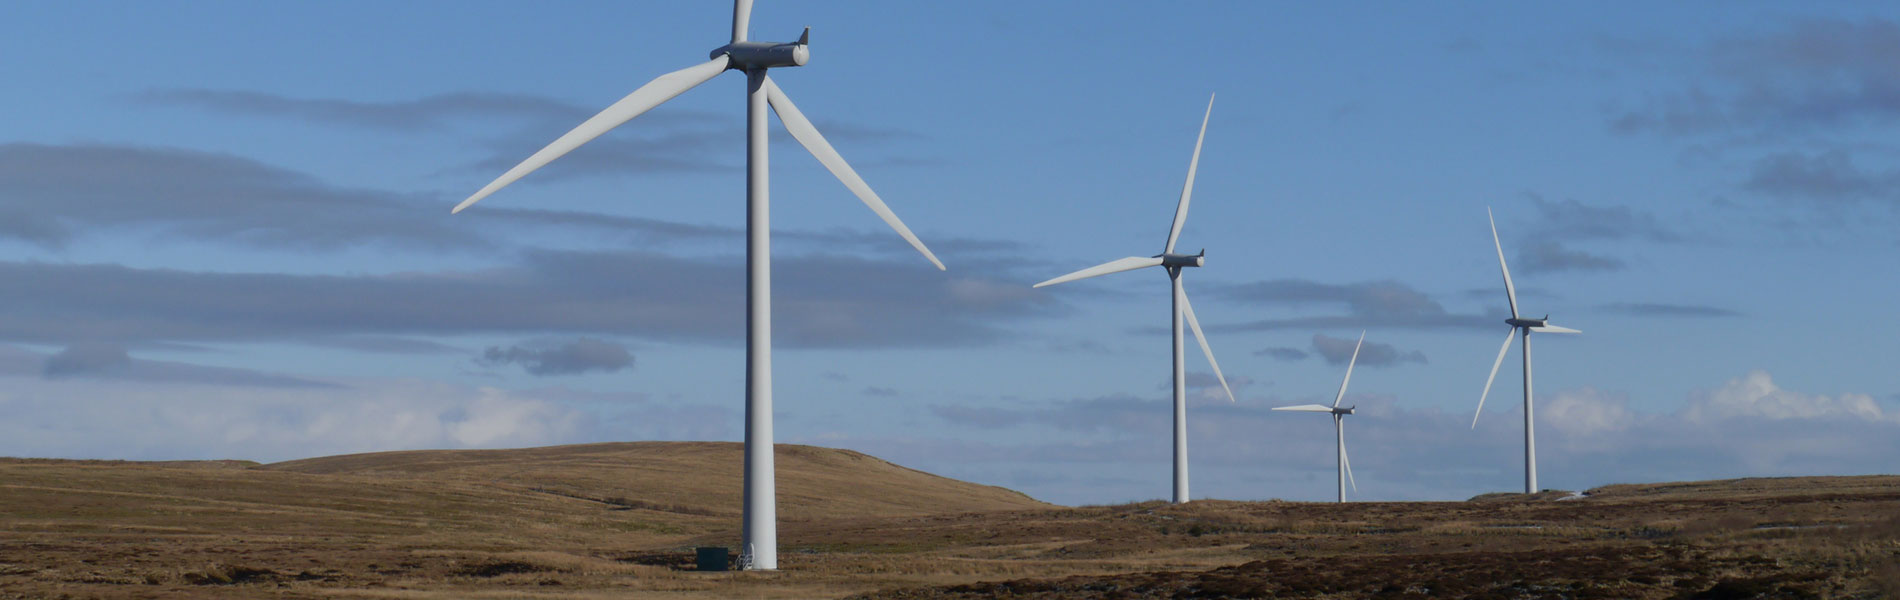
[{"left": 479, "top": 337, "right": 634, "bottom": 376}]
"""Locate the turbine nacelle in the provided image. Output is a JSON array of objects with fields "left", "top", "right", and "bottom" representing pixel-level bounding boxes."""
[
  {"left": 713, "top": 28, "right": 811, "bottom": 69},
  {"left": 1334, "top": 406, "right": 1355, "bottom": 416},
  {"left": 1505, "top": 316, "right": 1549, "bottom": 328},
  {"left": 1157, "top": 251, "right": 1205, "bottom": 269}
]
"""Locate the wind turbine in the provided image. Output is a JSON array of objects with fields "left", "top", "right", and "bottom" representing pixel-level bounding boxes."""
[
  {"left": 1034, "top": 95, "right": 1233, "bottom": 504},
  {"left": 1272, "top": 331, "right": 1364, "bottom": 503},
  {"left": 449, "top": 1, "right": 944, "bottom": 570},
  {"left": 1473, "top": 207, "right": 1579, "bottom": 494}
]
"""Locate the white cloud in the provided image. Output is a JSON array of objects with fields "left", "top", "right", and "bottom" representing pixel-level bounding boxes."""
[
  {"left": 1541, "top": 386, "right": 1636, "bottom": 436},
  {"left": 1684, "top": 369, "right": 1890, "bottom": 423},
  {"left": 0, "top": 376, "right": 589, "bottom": 462},
  {"left": 903, "top": 369, "right": 1900, "bottom": 503}
]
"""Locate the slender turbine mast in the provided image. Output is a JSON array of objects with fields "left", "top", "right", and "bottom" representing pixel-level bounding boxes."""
[
  {"left": 1034, "top": 95, "right": 1234, "bottom": 504},
  {"left": 1472, "top": 208, "right": 1578, "bottom": 494},
  {"left": 1271, "top": 331, "right": 1364, "bottom": 503},
  {"left": 450, "top": 1, "right": 945, "bottom": 570}
]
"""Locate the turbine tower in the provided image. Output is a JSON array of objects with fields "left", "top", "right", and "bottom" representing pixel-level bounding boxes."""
[
  {"left": 1271, "top": 331, "right": 1364, "bottom": 503},
  {"left": 449, "top": 1, "right": 944, "bottom": 570},
  {"left": 1473, "top": 208, "right": 1579, "bottom": 494},
  {"left": 1034, "top": 95, "right": 1233, "bottom": 504}
]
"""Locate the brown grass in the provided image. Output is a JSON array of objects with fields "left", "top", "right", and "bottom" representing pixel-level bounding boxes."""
[{"left": 1, "top": 444, "right": 1895, "bottom": 598}]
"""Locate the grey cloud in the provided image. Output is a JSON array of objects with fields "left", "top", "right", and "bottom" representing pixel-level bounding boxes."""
[
  {"left": 862, "top": 386, "right": 899, "bottom": 397},
  {"left": 479, "top": 337, "right": 633, "bottom": 376},
  {"left": 1046, "top": 339, "right": 1113, "bottom": 355},
  {"left": 140, "top": 88, "right": 918, "bottom": 144},
  {"left": 1254, "top": 347, "right": 1309, "bottom": 361},
  {"left": 1166, "top": 373, "right": 1256, "bottom": 398},
  {"left": 136, "top": 88, "right": 927, "bottom": 181},
  {"left": 111, "top": 359, "right": 339, "bottom": 389},
  {"left": 1209, "top": 279, "right": 1492, "bottom": 332},
  {"left": 42, "top": 344, "right": 133, "bottom": 378},
  {"left": 1217, "top": 314, "right": 1494, "bottom": 332},
  {"left": 304, "top": 336, "right": 463, "bottom": 355},
  {"left": 1598, "top": 302, "right": 1741, "bottom": 318},
  {"left": 0, "top": 250, "right": 1060, "bottom": 349},
  {"left": 12, "top": 344, "right": 334, "bottom": 388},
  {"left": 492, "top": 205, "right": 1022, "bottom": 262},
  {"left": 462, "top": 123, "right": 939, "bottom": 184},
  {"left": 1219, "top": 279, "right": 1442, "bottom": 314},
  {"left": 0, "top": 142, "right": 999, "bottom": 263},
  {"left": 929, "top": 405, "right": 1027, "bottom": 429},
  {"left": 1603, "top": 18, "right": 1900, "bottom": 211},
  {"left": 0, "top": 143, "right": 487, "bottom": 251},
  {"left": 1514, "top": 239, "right": 1625, "bottom": 274},
  {"left": 928, "top": 394, "right": 1160, "bottom": 435},
  {"left": 463, "top": 127, "right": 732, "bottom": 182},
  {"left": 133, "top": 89, "right": 622, "bottom": 132},
  {"left": 1460, "top": 286, "right": 1553, "bottom": 302},
  {"left": 1611, "top": 18, "right": 1900, "bottom": 136},
  {"left": 1744, "top": 150, "right": 1900, "bottom": 204},
  {"left": 1310, "top": 334, "right": 1426, "bottom": 367},
  {"left": 1608, "top": 87, "right": 1737, "bottom": 136},
  {"left": 1496, "top": 197, "right": 1684, "bottom": 276},
  {"left": 0, "top": 142, "right": 702, "bottom": 251},
  {"left": 1525, "top": 197, "right": 1682, "bottom": 243}
]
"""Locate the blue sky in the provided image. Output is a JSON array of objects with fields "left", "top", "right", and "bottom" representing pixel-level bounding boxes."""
[{"left": 3, "top": 2, "right": 1898, "bottom": 505}]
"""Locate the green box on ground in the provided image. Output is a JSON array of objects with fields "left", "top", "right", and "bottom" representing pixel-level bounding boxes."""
[{"left": 695, "top": 547, "right": 728, "bottom": 572}]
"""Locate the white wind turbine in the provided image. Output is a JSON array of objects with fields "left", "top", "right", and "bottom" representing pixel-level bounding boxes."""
[
  {"left": 1473, "top": 208, "right": 1579, "bottom": 494},
  {"left": 1034, "top": 95, "right": 1233, "bottom": 504},
  {"left": 449, "top": 1, "right": 944, "bottom": 570},
  {"left": 1272, "top": 331, "right": 1364, "bottom": 503}
]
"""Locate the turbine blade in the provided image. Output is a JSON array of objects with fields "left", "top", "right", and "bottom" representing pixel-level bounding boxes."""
[
  {"left": 764, "top": 78, "right": 945, "bottom": 270},
  {"left": 452, "top": 56, "right": 730, "bottom": 214},
  {"left": 1164, "top": 94, "right": 1215, "bottom": 254},
  {"left": 1488, "top": 207, "right": 1519, "bottom": 319},
  {"left": 1032, "top": 256, "right": 1164, "bottom": 288},
  {"left": 1341, "top": 419, "right": 1357, "bottom": 492},
  {"left": 1179, "top": 283, "right": 1235, "bottom": 404},
  {"left": 1270, "top": 404, "right": 1335, "bottom": 413},
  {"left": 732, "top": 0, "right": 752, "bottom": 43},
  {"left": 1474, "top": 327, "right": 1518, "bottom": 428},
  {"left": 1530, "top": 324, "right": 1581, "bottom": 334},
  {"left": 1332, "top": 330, "right": 1364, "bottom": 408}
]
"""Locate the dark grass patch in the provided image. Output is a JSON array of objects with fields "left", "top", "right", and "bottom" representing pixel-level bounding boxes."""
[
  {"left": 849, "top": 544, "right": 1840, "bottom": 600},
  {"left": 181, "top": 564, "right": 276, "bottom": 585},
  {"left": 459, "top": 560, "right": 548, "bottom": 578}
]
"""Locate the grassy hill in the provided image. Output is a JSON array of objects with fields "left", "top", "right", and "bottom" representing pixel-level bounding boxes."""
[
  {"left": 1, "top": 447, "right": 1894, "bottom": 599},
  {"left": 262, "top": 441, "right": 1046, "bottom": 520}
]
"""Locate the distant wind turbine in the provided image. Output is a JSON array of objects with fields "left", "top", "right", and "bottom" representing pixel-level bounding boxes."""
[
  {"left": 1473, "top": 208, "right": 1579, "bottom": 494},
  {"left": 1034, "top": 95, "right": 1234, "bottom": 504},
  {"left": 449, "top": 0, "right": 944, "bottom": 570},
  {"left": 1272, "top": 331, "right": 1364, "bottom": 503}
]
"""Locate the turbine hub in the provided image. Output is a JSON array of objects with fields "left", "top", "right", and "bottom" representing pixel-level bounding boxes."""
[
  {"left": 713, "top": 40, "right": 810, "bottom": 69},
  {"left": 1158, "top": 253, "right": 1204, "bottom": 268}
]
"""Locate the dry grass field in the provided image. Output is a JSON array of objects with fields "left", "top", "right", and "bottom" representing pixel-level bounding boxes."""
[{"left": 1, "top": 442, "right": 1896, "bottom": 599}]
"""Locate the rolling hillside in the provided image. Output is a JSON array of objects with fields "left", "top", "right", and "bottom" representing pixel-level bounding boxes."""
[
  {"left": 262, "top": 441, "right": 1047, "bottom": 520},
  {"left": 1, "top": 447, "right": 1893, "bottom": 599}
]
